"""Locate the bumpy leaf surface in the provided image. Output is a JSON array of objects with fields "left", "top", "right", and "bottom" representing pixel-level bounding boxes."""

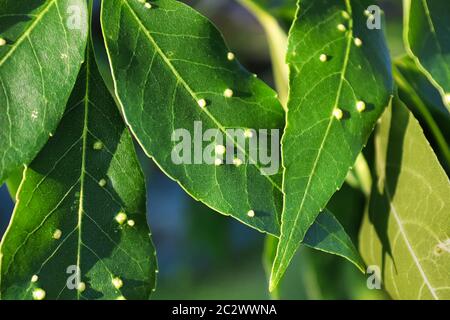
[
  {"left": 0, "top": 44, "right": 157, "bottom": 300},
  {"left": 270, "top": 0, "right": 392, "bottom": 290},
  {"left": 102, "top": 0, "right": 285, "bottom": 235},
  {"left": 102, "top": 0, "right": 363, "bottom": 270}
]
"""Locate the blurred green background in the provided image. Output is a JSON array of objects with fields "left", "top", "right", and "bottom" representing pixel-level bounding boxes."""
[{"left": 0, "top": 0, "right": 406, "bottom": 300}]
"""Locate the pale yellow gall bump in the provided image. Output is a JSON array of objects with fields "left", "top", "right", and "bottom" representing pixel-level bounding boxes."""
[
  {"left": 127, "top": 219, "right": 135, "bottom": 227},
  {"left": 319, "top": 54, "right": 328, "bottom": 62},
  {"left": 53, "top": 229, "right": 62, "bottom": 240},
  {"left": 33, "top": 288, "right": 46, "bottom": 300},
  {"left": 197, "top": 99, "right": 207, "bottom": 108},
  {"left": 244, "top": 129, "right": 254, "bottom": 139},
  {"left": 31, "top": 275, "right": 39, "bottom": 283},
  {"left": 227, "top": 52, "right": 235, "bottom": 61},
  {"left": 337, "top": 24, "right": 346, "bottom": 32},
  {"left": 215, "top": 144, "right": 226, "bottom": 155},
  {"left": 223, "top": 88, "right": 234, "bottom": 98},
  {"left": 93, "top": 141, "right": 103, "bottom": 150},
  {"left": 333, "top": 108, "right": 344, "bottom": 120},
  {"left": 356, "top": 101, "right": 366, "bottom": 112},
  {"left": 112, "top": 277, "right": 123, "bottom": 289},
  {"left": 144, "top": 2, "right": 152, "bottom": 9},
  {"left": 77, "top": 282, "right": 86, "bottom": 292},
  {"left": 116, "top": 295, "right": 126, "bottom": 300},
  {"left": 0, "top": 38, "right": 6, "bottom": 46},
  {"left": 214, "top": 158, "right": 223, "bottom": 166},
  {"left": 115, "top": 212, "right": 127, "bottom": 225},
  {"left": 233, "top": 158, "right": 243, "bottom": 167},
  {"left": 247, "top": 210, "right": 255, "bottom": 218},
  {"left": 354, "top": 37, "right": 363, "bottom": 47},
  {"left": 98, "top": 179, "right": 107, "bottom": 187},
  {"left": 341, "top": 11, "right": 350, "bottom": 19}
]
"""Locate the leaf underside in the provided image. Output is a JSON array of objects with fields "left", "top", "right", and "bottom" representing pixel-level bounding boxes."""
[
  {"left": 404, "top": 0, "right": 450, "bottom": 112},
  {"left": 360, "top": 97, "right": 450, "bottom": 300},
  {"left": 0, "top": 0, "right": 88, "bottom": 183},
  {"left": 270, "top": 0, "right": 392, "bottom": 291},
  {"left": 0, "top": 43, "right": 157, "bottom": 300}
]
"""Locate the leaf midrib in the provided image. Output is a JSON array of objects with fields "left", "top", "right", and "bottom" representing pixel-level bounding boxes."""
[
  {"left": 118, "top": 0, "right": 282, "bottom": 193},
  {"left": 75, "top": 45, "right": 90, "bottom": 301},
  {"left": 278, "top": 0, "right": 354, "bottom": 268}
]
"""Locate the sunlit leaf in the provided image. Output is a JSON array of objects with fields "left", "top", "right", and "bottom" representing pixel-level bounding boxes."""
[
  {"left": 102, "top": 0, "right": 284, "bottom": 235},
  {"left": 394, "top": 55, "right": 450, "bottom": 171},
  {"left": 0, "top": 0, "right": 88, "bottom": 183},
  {"left": 101, "top": 0, "right": 362, "bottom": 271},
  {"left": 0, "top": 43, "right": 157, "bottom": 300},
  {"left": 270, "top": 0, "right": 393, "bottom": 291},
  {"left": 359, "top": 96, "right": 450, "bottom": 300}
]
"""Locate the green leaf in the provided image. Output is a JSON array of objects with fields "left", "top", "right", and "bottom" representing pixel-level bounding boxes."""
[
  {"left": 101, "top": 0, "right": 363, "bottom": 271},
  {"left": 0, "top": 0, "right": 89, "bottom": 183},
  {"left": 263, "top": 235, "right": 278, "bottom": 295},
  {"left": 5, "top": 168, "right": 22, "bottom": 200},
  {"left": 239, "top": 0, "right": 375, "bottom": 194},
  {"left": 359, "top": 96, "right": 450, "bottom": 300},
  {"left": 299, "top": 209, "right": 364, "bottom": 271},
  {"left": 0, "top": 43, "right": 157, "bottom": 300},
  {"left": 102, "top": 0, "right": 285, "bottom": 235},
  {"left": 264, "top": 209, "right": 365, "bottom": 298},
  {"left": 237, "top": 0, "right": 295, "bottom": 106},
  {"left": 394, "top": 56, "right": 450, "bottom": 170},
  {"left": 404, "top": 0, "right": 450, "bottom": 112},
  {"left": 239, "top": 0, "right": 297, "bottom": 27},
  {"left": 270, "top": 0, "right": 393, "bottom": 291}
]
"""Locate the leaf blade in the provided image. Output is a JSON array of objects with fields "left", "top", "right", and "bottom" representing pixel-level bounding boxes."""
[
  {"left": 0, "top": 0, "right": 88, "bottom": 182},
  {"left": 270, "top": 0, "right": 393, "bottom": 291},
  {"left": 403, "top": 0, "right": 450, "bottom": 112},
  {"left": 359, "top": 96, "right": 450, "bottom": 300},
  {"left": 303, "top": 209, "right": 364, "bottom": 272},
  {"left": 394, "top": 55, "right": 450, "bottom": 170},
  {"left": 101, "top": 0, "right": 363, "bottom": 274},
  {"left": 102, "top": 0, "right": 285, "bottom": 235},
  {"left": 0, "top": 43, "right": 157, "bottom": 300}
]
